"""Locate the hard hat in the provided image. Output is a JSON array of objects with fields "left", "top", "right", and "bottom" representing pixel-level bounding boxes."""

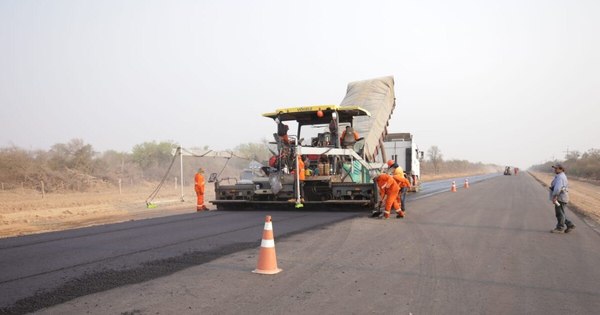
[
  {"left": 387, "top": 160, "right": 394, "bottom": 167},
  {"left": 317, "top": 110, "right": 324, "bottom": 118},
  {"left": 198, "top": 168, "right": 204, "bottom": 173}
]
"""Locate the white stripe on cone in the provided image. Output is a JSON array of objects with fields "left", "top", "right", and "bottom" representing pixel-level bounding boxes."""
[
  {"left": 264, "top": 222, "right": 273, "bottom": 231},
  {"left": 261, "top": 239, "right": 275, "bottom": 248}
]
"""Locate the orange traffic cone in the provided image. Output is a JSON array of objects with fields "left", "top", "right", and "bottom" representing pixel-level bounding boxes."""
[
  {"left": 451, "top": 181, "right": 457, "bottom": 192},
  {"left": 253, "top": 215, "right": 282, "bottom": 275},
  {"left": 464, "top": 178, "right": 469, "bottom": 189}
]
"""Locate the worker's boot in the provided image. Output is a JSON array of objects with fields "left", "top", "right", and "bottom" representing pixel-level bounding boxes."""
[{"left": 396, "top": 210, "right": 405, "bottom": 218}]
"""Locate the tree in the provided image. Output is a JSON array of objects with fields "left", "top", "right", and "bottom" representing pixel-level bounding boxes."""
[
  {"left": 565, "top": 150, "right": 581, "bottom": 161},
  {"left": 427, "top": 146, "right": 443, "bottom": 174},
  {"left": 48, "top": 139, "right": 95, "bottom": 173},
  {"left": 131, "top": 141, "right": 178, "bottom": 180},
  {"left": 234, "top": 141, "right": 271, "bottom": 163}
]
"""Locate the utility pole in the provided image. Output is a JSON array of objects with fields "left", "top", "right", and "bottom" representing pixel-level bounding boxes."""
[{"left": 179, "top": 147, "right": 184, "bottom": 202}]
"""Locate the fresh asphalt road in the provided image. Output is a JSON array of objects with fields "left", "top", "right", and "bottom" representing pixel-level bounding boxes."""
[{"left": 3, "top": 172, "right": 600, "bottom": 314}]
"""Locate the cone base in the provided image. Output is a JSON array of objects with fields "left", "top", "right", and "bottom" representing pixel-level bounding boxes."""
[{"left": 253, "top": 268, "right": 282, "bottom": 275}]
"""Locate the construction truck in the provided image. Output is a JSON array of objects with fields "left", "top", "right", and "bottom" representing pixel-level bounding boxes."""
[
  {"left": 210, "top": 76, "right": 398, "bottom": 210},
  {"left": 210, "top": 105, "right": 379, "bottom": 209},
  {"left": 383, "top": 133, "right": 423, "bottom": 192}
]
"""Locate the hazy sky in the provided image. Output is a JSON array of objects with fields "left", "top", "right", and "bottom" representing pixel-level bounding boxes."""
[{"left": 1, "top": 0, "right": 599, "bottom": 168}]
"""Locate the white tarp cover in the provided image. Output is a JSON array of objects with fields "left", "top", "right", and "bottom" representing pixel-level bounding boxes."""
[{"left": 339, "top": 76, "right": 395, "bottom": 162}]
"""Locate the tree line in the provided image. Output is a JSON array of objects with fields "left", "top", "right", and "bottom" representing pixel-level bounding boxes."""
[
  {"left": 0, "top": 139, "right": 271, "bottom": 193},
  {"left": 0, "top": 140, "right": 506, "bottom": 193},
  {"left": 420, "top": 145, "right": 500, "bottom": 175},
  {"left": 529, "top": 148, "right": 600, "bottom": 180}
]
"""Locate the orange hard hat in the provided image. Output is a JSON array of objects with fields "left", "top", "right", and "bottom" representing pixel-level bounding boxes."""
[
  {"left": 387, "top": 160, "right": 394, "bottom": 167},
  {"left": 317, "top": 110, "right": 324, "bottom": 118}
]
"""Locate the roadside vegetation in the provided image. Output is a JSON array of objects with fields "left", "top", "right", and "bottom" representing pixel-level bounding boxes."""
[
  {"left": 529, "top": 149, "right": 600, "bottom": 181},
  {"left": 0, "top": 140, "right": 500, "bottom": 194},
  {"left": 0, "top": 139, "right": 268, "bottom": 194},
  {"left": 420, "top": 145, "right": 501, "bottom": 178}
]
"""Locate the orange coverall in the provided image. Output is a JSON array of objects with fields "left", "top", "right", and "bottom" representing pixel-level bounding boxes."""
[
  {"left": 195, "top": 171, "right": 207, "bottom": 211},
  {"left": 376, "top": 173, "right": 401, "bottom": 218}
]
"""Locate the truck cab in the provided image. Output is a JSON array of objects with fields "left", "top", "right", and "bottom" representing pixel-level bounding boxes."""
[{"left": 383, "top": 133, "right": 423, "bottom": 192}]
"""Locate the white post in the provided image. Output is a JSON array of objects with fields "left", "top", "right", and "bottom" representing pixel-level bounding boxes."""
[
  {"left": 118, "top": 178, "right": 122, "bottom": 195},
  {"left": 174, "top": 176, "right": 178, "bottom": 190},
  {"left": 179, "top": 147, "right": 184, "bottom": 202},
  {"left": 41, "top": 180, "right": 45, "bottom": 199}
]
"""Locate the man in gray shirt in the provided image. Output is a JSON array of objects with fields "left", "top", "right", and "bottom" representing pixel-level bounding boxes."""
[{"left": 549, "top": 163, "right": 575, "bottom": 233}]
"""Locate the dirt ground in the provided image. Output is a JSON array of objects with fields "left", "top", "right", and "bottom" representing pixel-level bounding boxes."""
[
  {"left": 0, "top": 184, "right": 213, "bottom": 238},
  {"left": 2, "top": 171, "right": 598, "bottom": 239}
]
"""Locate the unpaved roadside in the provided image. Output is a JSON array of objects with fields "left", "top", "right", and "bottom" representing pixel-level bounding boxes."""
[
  {"left": 529, "top": 171, "right": 600, "bottom": 228},
  {"left": 0, "top": 185, "right": 213, "bottom": 238}
]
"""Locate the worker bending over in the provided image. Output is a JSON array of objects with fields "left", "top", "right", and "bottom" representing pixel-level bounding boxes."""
[{"left": 375, "top": 173, "right": 403, "bottom": 219}]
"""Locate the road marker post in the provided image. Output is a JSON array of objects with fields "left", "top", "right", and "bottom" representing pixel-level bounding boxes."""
[
  {"left": 464, "top": 178, "right": 469, "bottom": 189},
  {"left": 451, "top": 181, "right": 457, "bottom": 192}
]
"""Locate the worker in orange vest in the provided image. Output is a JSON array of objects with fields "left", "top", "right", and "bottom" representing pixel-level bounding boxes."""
[
  {"left": 297, "top": 155, "right": 305, "bottom": 181},
  {"left": 375, "top": 173, "right": 402, "bottom": 219},
  {"left": 393, "top": 174, "right": 411, "bottom": 215},
  {"left": 297, "top": 155, "right": 305, "bottom": 202},
  {"left": 340, "top": 126, "right": 360, "bottom": 148},
  {"left": 194, "top": 168, "right": 208, "bottom": 211}
]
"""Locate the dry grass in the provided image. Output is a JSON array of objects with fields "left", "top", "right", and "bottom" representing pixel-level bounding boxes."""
[
  {"left": 0, "top": 184, "right": 215, "bottom": 238},
  {"left": 529, "top": 171, "right": 600, "bottom": 226}
]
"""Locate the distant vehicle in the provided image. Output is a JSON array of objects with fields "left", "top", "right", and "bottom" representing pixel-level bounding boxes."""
[{"left": 383, "top": 133, "right": 423, "bottom": 192}]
